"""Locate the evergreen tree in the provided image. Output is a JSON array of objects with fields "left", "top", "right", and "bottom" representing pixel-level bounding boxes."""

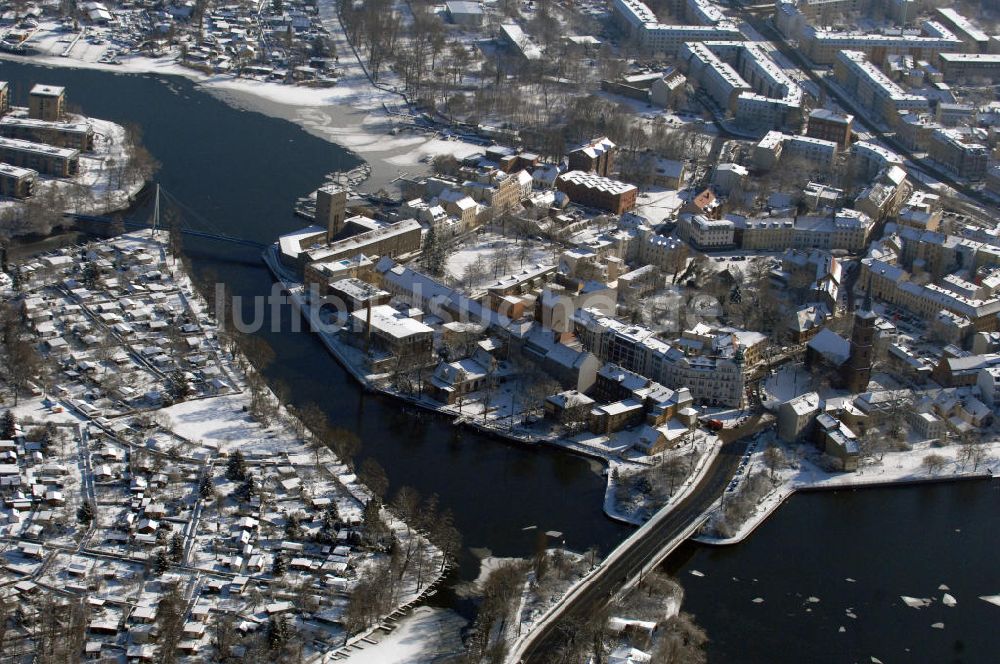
[
  {"left": 235, "top": 476, "right": 258, "bottom": 501},
  {"left": 199, "top": 470, "right": 215, "bottom": 500},
  {"left": 362, "top": 497, "right": 388, "bottom": 547},
  {"left": 168, "top": 369, "right": 193, "bottom": 401},
  {"left": 226, "top": 450, "right": 247, "bottom": 481},
  {"left": 169, "top": 533, "right": 185, "bottom": 562},
  {"left": 77, "top": 501, "right": 94, "bottom": 524},
  {"left": 267, "top": 615, "right": 290, "bottom": 651},
  {"left": 81, "top": 262, "right": 99, "bottom": 289},
  {"left": 322, "top": 503, "right": 341, "bottom": 532},
  {"left": 421, "top": 226, "right": 446, "bottom": 277},
  {"left": 1, "top": 410, "right": 16, "bottom": 439},
  {"left": 272, "top": 552, "right": 288, "bottom": 577},
  {"left": 153, "top": 549, "right": 171, "bottom": 576},
  {"left": 316, "top": 503, "right": 342, "bottom": 543},
  {"left": 284, "top": 512, "right": 302, "bottom": 540}
]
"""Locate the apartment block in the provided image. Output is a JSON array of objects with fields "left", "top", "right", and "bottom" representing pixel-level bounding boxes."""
[
  {"left": 806, "top": 109, "right": 853, "bottom": 149},
  {"left": 574, "top": 311, "right": 764, "bottom": 407},
  {"left": 611, "top": 0, "right": 741, "bottom": 55},
  {"left": 0, "top": 116, "right": 94, "bottom": 151},
  {"left": 802, "top": 22, "right": 962, "bottom": 65},
  {"left": 928, "top": 128, "right": 989, "bottom": 180},
  {"left": 754, "top": 131, "right": 839, "bottom": 171},
  {"left": 28, "top": 84, "right": 66, "bottom": 122},
  {"left": 937, "top": 53, "right": 1000, "bottom": 82},
  {"left": 678, "top": 213, "right": 736, "bottom": 248},
  {"left": 934, "top": 7, "right": 990, "bottom": 53},
  {"left": 735, "top": 209, "right": 873, "bottom": 253},
  {"left": 833, "top": 50, "right": 930, "bottom": 127},
  {"left": 679, "top": 41, "right": 803, "bottom": 132},
  {"left": 851, "top": 140, "right": 904, "bottom": 178},
  {"left": 0, "top": 136, "right": 79, "bottom": 177},
  {"left": 0, "top": 163, "right": 36, "bottom": 199}
]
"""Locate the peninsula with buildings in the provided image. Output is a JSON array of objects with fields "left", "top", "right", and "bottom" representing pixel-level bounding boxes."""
[{"left": 0, "top": 80, "right": 150, "bottom": 234}]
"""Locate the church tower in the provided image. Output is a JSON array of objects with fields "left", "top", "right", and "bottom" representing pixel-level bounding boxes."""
[{"left": 843, "top": 292, "right": 876, "bottom": 393}]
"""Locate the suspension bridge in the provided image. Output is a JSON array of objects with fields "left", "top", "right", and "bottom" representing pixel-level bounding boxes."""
[{"left": 69, "top": 184, "right": 269, "bottom": 250}]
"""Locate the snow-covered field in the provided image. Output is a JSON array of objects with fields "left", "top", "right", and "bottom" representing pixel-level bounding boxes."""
[
  {"left": 444, "top": 233, "right": 557, "bottom": 289},
  {"left": 344, "top": 606, "right": 466, "bottom": 663},
  {"left": 635, "top": 186, "right": 685, "bottom": 226},
  {"left": 158, "top": 392, "right": 300, "bottom": 457}
]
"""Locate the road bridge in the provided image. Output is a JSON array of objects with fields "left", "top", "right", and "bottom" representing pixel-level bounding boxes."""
[{"left": 509, "top": 435, "right": 753, "bottom": 663}]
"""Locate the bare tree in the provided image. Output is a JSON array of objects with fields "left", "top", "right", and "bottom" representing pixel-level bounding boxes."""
[
  {"left": 921, "top": 453, "right": 947, "bottom": 475},
  {"left": 652, "top": 612, "right": 708, "bottom": 664}
]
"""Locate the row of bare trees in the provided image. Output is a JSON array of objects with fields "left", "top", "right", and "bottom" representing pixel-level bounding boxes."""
[{"left": 343, "top": 484, "right": 462, "bottom": 636}]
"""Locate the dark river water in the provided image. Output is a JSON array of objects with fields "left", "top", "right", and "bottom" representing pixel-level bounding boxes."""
[{"left": 2, "top": 60, "right": 998, "bottom": 661}]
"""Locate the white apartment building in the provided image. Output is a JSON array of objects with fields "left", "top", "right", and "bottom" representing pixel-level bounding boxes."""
[
  {"left": 680, "top": 41, "right": 803, "bottom": 131},
  {"left": 833, "top": 50, "right": 930, "bottom": 127},
  {"left": 803, "top": 22, "right": 962, "bottom": 65},
  {"left": 611, "top": 0, "right": 741, "bottom": 55},
  {"left": 574, "top": 311, "right": 764, "bottom": 406},
  {"left": 735, "top": 209, "right": 873, "bottom": 253},
  {"left": 678, "top": 213, "right": 736, "bottom": 248},
  {"left": 754, "top": 131, "right": 840, "bottom": 171}
]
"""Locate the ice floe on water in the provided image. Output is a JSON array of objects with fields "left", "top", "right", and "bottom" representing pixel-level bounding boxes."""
[
  {"left": 979, "top": 595, "right": 1000, "bottom": 607},
  {"left": 942, "top": 593, "right": 957, "bottom": 607},
  {"left": 838, "top": 626, "right": 846, "bottom": 633},
  {"left": 931, "top": 622, "right": 945, "bottom": 629},
  {"left": 901, "top": 596, "right": 932, "bottom": 609},
  {"left": 752, "top": 597, "right": 764, "bottom": 604},
  {"left": 806, "top": 596, "right": 821, "bottom": 604},
  {"left": 845, "top": 578, "right": 856, "bottom": 583},
  {"left": 938, "top": 584, "right": 950, "bottom": 591},
  {"left": 690, "top": 570, "right": 705, "bottom": 577},
  {"left": 846, "top": 609, "right": 858, "bottom": 619}
]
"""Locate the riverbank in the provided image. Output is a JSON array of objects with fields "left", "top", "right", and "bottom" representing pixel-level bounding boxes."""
[
  {"left": 1, "top": 13, "right": 482, "bottom": 194},
  {"left": 604, "top": 436, "right": 722, "bottom": 526},
  {"left": 0, "top": 112, "right": 144, "bottom": 231},
  {"left": 695, "top": 440, "right": 1000, "bottom": 546}
]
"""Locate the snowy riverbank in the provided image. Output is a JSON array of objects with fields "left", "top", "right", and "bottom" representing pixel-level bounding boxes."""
[
  {"left": 2, "top": 12, "right": 483, "bottom": 193},
  {"left": 0, "top": 112, "right": 145, "bottom": 225},
  {"left": 695, "top": 440, "right": 999, "bottom": 546}
]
